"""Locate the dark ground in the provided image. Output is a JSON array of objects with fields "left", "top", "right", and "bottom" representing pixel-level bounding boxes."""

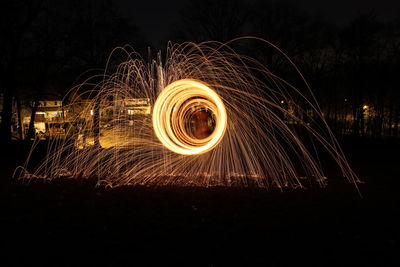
[{"left": 0, "top": 137, "right": 399, "bottom": 266}]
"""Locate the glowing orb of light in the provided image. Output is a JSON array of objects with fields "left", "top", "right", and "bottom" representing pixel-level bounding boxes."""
[{"left": 152, "top": 79, "right": 227, "bottom": 155}]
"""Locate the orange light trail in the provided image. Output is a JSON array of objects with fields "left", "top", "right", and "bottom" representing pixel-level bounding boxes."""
[
  {"left": 16, "top": 38, "right": 360, "bottom": 190},
  {"left": 152, "top": 79, "right": 227, "bottom": 155}
]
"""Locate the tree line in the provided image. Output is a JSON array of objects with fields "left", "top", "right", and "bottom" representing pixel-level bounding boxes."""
[{"left": 1, "top": 0, "right": 399, "bottom": 140}]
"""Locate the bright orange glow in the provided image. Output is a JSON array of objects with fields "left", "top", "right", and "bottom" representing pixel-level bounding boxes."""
[
  {"left": 18, "top": 39, "right": 359, "bottom": 189},
  {"left": 152, "top": 79, "right": 227, "bottom": 155}
]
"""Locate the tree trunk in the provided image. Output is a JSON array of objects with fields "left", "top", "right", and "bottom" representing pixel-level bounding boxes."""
[
  {"left": 93, "top": 98, "right": 100, "bottom": 147},
  {"left": 27, "top": 99, "right": 40, "bottom": 140},
  {"left": 394, "top": 108, "right": 399, "bottom": 137},
  {"left": 360, "top": 107, "right": 365, "bottom": 137},
  {"left": 351, "top": 101, "right": 359, "bottom": 136},
  {"left": 0, "top": 90, "right": 13, "bottom": 140},
  {"left": 15, "top": 92, "right": 24, "bottom": 140},
  {"left": 387, "top": 105, "right": 393, "bottom": 136}
]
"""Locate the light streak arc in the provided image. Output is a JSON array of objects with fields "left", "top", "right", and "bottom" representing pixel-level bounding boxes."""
[
  {"left": 16, "top": 38, "right": 360, "bottom": 189},
  {"left": 152, "top": 79, "right": 227, "bottom": 155}
]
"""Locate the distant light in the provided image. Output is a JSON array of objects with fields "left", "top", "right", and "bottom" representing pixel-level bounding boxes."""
[
  {"left": 344, "top": 98, "right": 347, "bottom": 102},
  {"left": 363, "top": 105, "right": 368, "bottom": 110},
  {"left": 90, "top": 110, "right": 94, "bottom": 116},
  {"left": 280, "top": 100, "right": 285, "bottom": 104}
]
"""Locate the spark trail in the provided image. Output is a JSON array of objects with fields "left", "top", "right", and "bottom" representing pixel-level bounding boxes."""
[{"left": 17, "top": 38, "right": 359, "bottom": 189}]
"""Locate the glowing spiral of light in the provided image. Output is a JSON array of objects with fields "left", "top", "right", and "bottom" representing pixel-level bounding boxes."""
[{"left": 152, "top": 79, "right": 227, "bottom": 155}]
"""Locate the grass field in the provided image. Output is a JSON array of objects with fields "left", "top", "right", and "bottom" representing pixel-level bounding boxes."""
[{"left": 0, "top": 137, "right": 398, "bottom": 266}]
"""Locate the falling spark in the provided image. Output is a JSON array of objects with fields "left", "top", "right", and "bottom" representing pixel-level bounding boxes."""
[{"left": 16, "top": 38, "right": 359, "bottom": 189}]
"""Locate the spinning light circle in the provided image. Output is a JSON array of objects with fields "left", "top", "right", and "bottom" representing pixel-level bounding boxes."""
[
  {"left": 152, "top": 79, "right": 227, "bottom": 155},
  {"left": 20, "top": 40, "right": 359, "bottom": 189}
]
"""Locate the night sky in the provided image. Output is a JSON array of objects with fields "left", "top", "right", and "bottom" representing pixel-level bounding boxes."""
[
  {"left": 1, "top": 1, "right": 400, "bottom": 266},
  {"left": 114, "top": 0, "right": 400, "bottom": 48}
]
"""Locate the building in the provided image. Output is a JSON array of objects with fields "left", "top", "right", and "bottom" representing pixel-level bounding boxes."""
[{"left": 22, "top": 98, "right": 67, "bottom": 139}]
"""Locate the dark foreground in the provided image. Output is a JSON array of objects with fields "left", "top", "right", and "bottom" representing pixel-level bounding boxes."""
[{"left": 0, "top": 137, "right": 399, "bottom": 266}]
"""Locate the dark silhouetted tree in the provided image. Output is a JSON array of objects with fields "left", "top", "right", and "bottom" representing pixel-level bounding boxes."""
[
  {"left": 170, "top": 0, "right": 249, "bottom": 43},
  {"left": 0, "top": 0, "right": 146, "bottom": 140},
  {"left": 0, "top": 0, "right": 45, "bottom": 140}
]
